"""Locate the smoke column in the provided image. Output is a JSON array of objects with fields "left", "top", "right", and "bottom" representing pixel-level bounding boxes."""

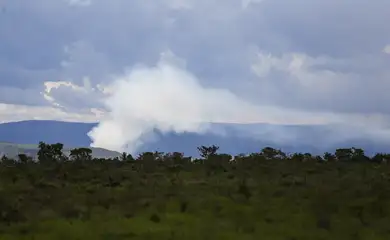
[
  {"left": 87, "top": 51, "right": 265, "bottom": 153},
  {"left": 87, "top": 51, "right": 390, "bottom": 153}
]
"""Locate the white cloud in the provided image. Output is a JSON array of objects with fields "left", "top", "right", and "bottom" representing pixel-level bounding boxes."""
[
  {"left": 42, "top": 78, "right": 107, "bottom": 113},
  {"left": 40, "top": 41, "right": 112, "bottom": 112},
  {"left": 42, "top": 80, "right": 86, "bottom": 107}
]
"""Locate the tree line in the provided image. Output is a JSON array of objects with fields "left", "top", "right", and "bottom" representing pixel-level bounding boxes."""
[{"left": 4, "top": 141, "right": 390, "bottom": 165}]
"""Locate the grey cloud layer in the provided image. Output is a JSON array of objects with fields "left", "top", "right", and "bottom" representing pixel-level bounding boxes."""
[
  {"left": 0, "top": 0, "right": 389, "bottom": 116},
  {"left": 250, "top": 51, "right": 390, "bottom": 115}
]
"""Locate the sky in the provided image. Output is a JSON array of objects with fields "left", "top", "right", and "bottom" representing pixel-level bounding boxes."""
[{"left": 0, "top": 0, "right": 390, "bottom": 151}]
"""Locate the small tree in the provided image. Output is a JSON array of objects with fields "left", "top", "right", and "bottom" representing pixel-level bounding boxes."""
[
  {"left": 351, "top": 147, "right": 369, "bottom": 162},
  {"left": 197, "top": 145, "right": 219, "bottom": 159},
  {"left": 18, "top": 154, "right": 32, "bottom": 164},
  {"left": 37, "top": 142, "right": 65, "bottom": 163},
  {"left": 335, "top": 148, "right": 353, "bottom": 161},
  {"left": 165, "top": 152, "right": 186, "bottom": 165},
  {"left": 371, "top": 153, "right": 389, "bottom": 163},
  {"left": 290, "top": 153, "right": 305, "bottom": 162},
  {"left": 121, "top": 152, "right": 134, "bottom": 161},
  {"left": 261, "top": 147, "right": 286, "bottom": 160},
  {"left": 137, "top": 152, "right": 163, "bottom": 161},
  {"left": 323, "top": 152, "right": 336, "bottom": 162},
  {"left": 69, "top": 148, "right": 92, "bottom": 162}
]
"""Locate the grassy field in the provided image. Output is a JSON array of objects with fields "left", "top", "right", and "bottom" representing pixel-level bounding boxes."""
[{"left": 0, "top": 153, "right": 390, "bottom": 240}]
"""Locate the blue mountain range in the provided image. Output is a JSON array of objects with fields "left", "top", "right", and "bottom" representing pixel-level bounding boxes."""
[{"left": 0, "top": 120, "right": 388, "bottom": 156}]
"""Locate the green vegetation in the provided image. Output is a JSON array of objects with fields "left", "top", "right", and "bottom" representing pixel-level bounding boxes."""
[{"left": 0, "top": 142, "right": 390, "bottom": 239}]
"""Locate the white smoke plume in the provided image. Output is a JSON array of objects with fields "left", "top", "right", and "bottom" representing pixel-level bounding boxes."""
[
  {"left": 87, "top": 51, "right": 267, "bottom": 153},
  {"left": 87, "top": 51, "right": 382, "bottom": 154}
]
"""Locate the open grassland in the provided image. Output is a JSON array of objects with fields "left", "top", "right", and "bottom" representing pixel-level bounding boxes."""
[{"left": 0, "top": 155, "right": 390, "bottom": 240}]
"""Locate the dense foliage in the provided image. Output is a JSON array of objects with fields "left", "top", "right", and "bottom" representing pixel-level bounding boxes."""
[{"left": 0, "top": 142, "right": 390, "bottom": 239}]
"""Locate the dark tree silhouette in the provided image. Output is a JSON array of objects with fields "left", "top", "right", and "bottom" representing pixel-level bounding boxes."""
[
  {"left": 69, "top": 148, "right": 92, "bottom": 161},
  {"left": 37, "top": 142, "right": 65, "bottom": 163},
  {"left": 197, "top": 145, "right": 219, "bottom": 159}
]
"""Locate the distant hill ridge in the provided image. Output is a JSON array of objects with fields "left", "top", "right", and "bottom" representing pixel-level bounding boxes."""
[
  {"left": 0, "top": 120, "right": 389, "bottom": 157},
  {"left": 0, "top": 141, "right": 121, "bottom": 159},
  {"left": 0, "top": 120, "right": 120, "bottom": 159},
  {"left": 0, "top": 120, "right": 97, "bottom": 147}
]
